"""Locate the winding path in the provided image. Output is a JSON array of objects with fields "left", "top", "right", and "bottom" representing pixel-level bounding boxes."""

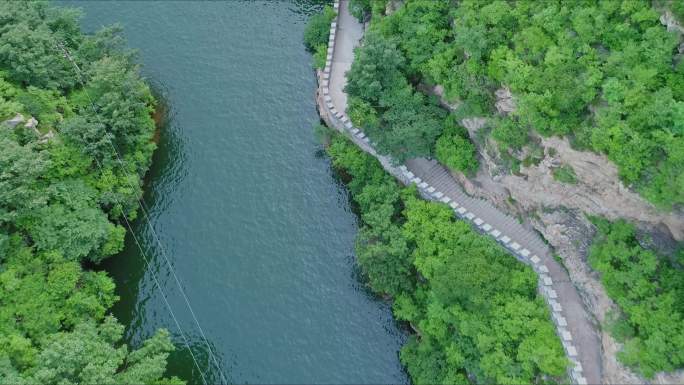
[{"left": 318, "top": 1, "right": 601, "bottom": 384}]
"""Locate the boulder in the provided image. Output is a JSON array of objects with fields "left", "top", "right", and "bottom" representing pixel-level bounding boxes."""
[
  {"left": 37, "top": 130, "right": 55, "bottom": 144},
  {"left": 495, "top": 87, "right": 516, "bottom": 114},
  {"left": 24, "top": 117, "right": 38, "bottom": 129},
  {"left": 3, "top": 113, "right": 24, "bottom": 128},
  {"left": 460, "top": 117, "right": 488, "bottom": 137},
  {"left": 660, "top": 10, "right": 684, "bottom": 34}
]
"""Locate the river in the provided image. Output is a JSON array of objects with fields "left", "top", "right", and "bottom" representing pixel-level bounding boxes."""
[{"left": 60, "top": 1, "right": 408, "bottom": 384}]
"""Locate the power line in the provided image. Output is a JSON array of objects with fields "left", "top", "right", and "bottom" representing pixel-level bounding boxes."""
[
  {"left": 56, "top": 41, "right": 210, "bottom": 385},
  {"left": 55, "top": 42, "right": 226, "bottom": 384},
  {"left": 68, "top": 50, "right": 229, "bottom": 385},
  {"left": 99, "top": 165, "right": 210, "bottom": 385}
]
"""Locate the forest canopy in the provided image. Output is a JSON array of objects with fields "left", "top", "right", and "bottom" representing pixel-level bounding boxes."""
[
  {"left": 588, "top": 218, "right": 684, "bottom": 378},
  {"left": 326, "top": 133, "right": 568, "bottom": 384},
  {"left": 0, "top": 2, "right": 180, "bottom": 383},
  {"left": 346, "top": 0, "right": 684, "bottom": 208},
  {"left": 341, "top": 0, "right": 684, "bottom": 379}
]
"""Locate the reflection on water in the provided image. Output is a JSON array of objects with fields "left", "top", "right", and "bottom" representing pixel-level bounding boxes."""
[{"left": 69, "top": 1, "right": 409, "bottom": 384}]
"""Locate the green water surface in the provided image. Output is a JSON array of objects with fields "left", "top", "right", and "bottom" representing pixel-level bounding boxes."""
[{"left": 62, "top": 1, "right": 408, "bottom": 383}]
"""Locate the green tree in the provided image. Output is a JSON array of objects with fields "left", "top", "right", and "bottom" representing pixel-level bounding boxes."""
[
  {"left": 25, "top": 318, "right": 180, "bottom": 385},
  {"left": 0, "top": 2, "right": 179, "bottom": 383},
  {"left": 327, "top": 134, "right": 568, "bottom": 384},
  {"left": 491, "top": 117, "right": 527, "bottom": 151},
  {"left": 345, "top": 31, "right": 406, "bottom": 105},
  {"left": 361, "top": 0, "right": 684, "bottom": 207},
  {"left": 0, "top": 2, "right": 81, "bottom": 90},
  {"left": 588, "top": 218, "right": 684, "bottom": 377},
  {"left": 0, "top": 130, "right": 49, "bottom": 226},
  {"left": 435, "top": 116, "right": 478, "bottom": 173},
  {"left": 24, "top": 180, "right": 120, "bottom": 262},
  {"left": 303, "top": 5, "right": 336, "bottom": 52},
  {"left": 303, "top": 5, "right": 336, "bottom": 69}
]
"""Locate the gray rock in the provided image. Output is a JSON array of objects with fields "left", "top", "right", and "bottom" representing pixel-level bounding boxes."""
[
  {"left": 37, "top": 130, "right": 55, "bottom": 144},
  {"left": 495, "top": 87, "right": 516, "bottom": 114},
  {"left": 24, "top": 117, "right": 38, "bottom": 129},
  {"left": 660, "top": 11, "right": 684, "bottom": 34},
  {"left": 3, "top": 113, "right": 24, "bottom": 128}
]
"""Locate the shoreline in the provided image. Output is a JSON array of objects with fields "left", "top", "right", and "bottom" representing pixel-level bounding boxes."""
[{"left": 315, "top": 1, "right": 600, "bottom": 383}]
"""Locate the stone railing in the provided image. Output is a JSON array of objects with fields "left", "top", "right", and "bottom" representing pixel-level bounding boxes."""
[{"left": 317, "top": 1, "right": 587, "bottom": 384}]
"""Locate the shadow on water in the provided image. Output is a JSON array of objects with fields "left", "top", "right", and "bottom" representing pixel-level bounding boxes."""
[
  {"left": 99, "top": 85, "right": 224, "bottom": 384},
  {"left": 82, "top": 1, "right": 409, "bottom": 383},
  {"left": 168, "top": 334, "right": 230, "bottom": 385},
  {"left": 99, "top": 82, "right": 182, "bottom": 327}
]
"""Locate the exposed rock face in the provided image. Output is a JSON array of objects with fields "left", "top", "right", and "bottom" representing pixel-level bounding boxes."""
[
  {"left": 24, "top": 117, "right": 38, "bottom": 129},
  {"left": 461, "top": 116, "right": 486, "bottom": 132},
  {"left": 411, "top": 22, "right": 684, "bottom": 379},
  {"left": 385, "top": 0, "right": 403, "bottom": 16},
  {"left": 532, "top": 209, "right": 643, "bottom": 384},
  {"left": 2, "top": 114, "right": 54, "bottom": 144},
  {"left": 3, "top": 113, "right": 24, "bottom": 128},
  {"left": 660, "top": 10, "right": 684, "bottom": 34},
  {"left": 38, "top": 130, "right": 55, "bottom": 144},
  {"left": 452, "top": 108, "right": 684, "bottom": 242},
  {"left": 496, "top": 11, "right": 684, "bottom": 378},
  {"left": 418, "top": 83, "right": 461, "bottom": 111},
  {"left": 512, "top": 136, "right": 683, "bottom": 240},
  {"left": 494, "top": 87, "right": 516, "bottom": 114},
  {"left": 452, "top": 126, "right": 684, "bottom": 383},
  {"left": 431, "top": 89, "right": 684, "bottom": 383}
]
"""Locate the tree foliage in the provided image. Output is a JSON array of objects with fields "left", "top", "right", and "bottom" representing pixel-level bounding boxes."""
[
  {"left": 354, "top": 0, "right": 684, "bottom": 207},
  {"left": 349, "top": 0, "right": 387, "bottom": 22},
  {"left": 326, "top": 134, "right": 568, "bottom": 384},
  {"left": 552, "top": 165, "right": 578, "bottom": 185},
  {"left": 0, "top": 2, "right": 178, "bottom": 383},
  {"left": 345, "top": 0, "right": 684, "bottom": 377},
  {"left": 328, "top": 136, "right": 415, "bottom": 296},
  {"left": 303, "top": 5, "right": 336, "bottom": 69},
  {"left": 346, "top": 31, "right": 446, "bottom": 161},
  {"left": 588, "top": 218, "right": 684, "bottom": 377},
  {"left": 0, "top": 2, "right": 80, "bottom": 91},
  {"left": 435, "top": 115, "right": 478, "bottom": 174}
]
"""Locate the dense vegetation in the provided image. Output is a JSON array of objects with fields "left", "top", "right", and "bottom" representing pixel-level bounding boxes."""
[
  {"left": 326, "top": 133, "right": 567, "bottom": 384},
  {"left": 303, "top": 5, "right": 336, "bottom": 69},
  {"left": 346, "top": 0, "right": 684, "bottom": 208},
  {"left": 588, "top": 218, "right": 684, "bottom": 378},
  {"left": 345, "top": 26, "right": 478, "bottom": 168},
  {"left": 0, "top": 2, "right": 180, "bottom": 383}
]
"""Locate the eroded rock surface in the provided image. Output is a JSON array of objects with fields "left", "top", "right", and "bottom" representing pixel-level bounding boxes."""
[
  {"left": 660, "top": 10, "right": 684, "bottom": 34},
  {"left": 495, "top": 87, "right": 516, "bottom": 114},
  {"left": 3, "top": 113, "right": 24, "bottom": 128},
  {"left": 440, "top": 94, "right": 684, "bottom": 383}
]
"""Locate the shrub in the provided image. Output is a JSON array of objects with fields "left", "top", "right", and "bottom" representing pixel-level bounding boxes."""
[
  {"left": 553, "top": 165, "right": 578, "bottom": 184},
  {"left": 435, "top": 116, "right": 478, "bottom": 174},
  {"left": 588, "top": 218, "right": 684, "bottom": 377},
  {"left": 303, "top": 5, "right": 336, "bottom": 52}
]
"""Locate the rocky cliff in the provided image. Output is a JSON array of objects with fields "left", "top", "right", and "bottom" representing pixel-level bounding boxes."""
[
  {"left": 452, "top": 110, "right": 684, "bottom": 383},
  {"left": 420, "top": 13, "right": 684, "bottom": 381}
]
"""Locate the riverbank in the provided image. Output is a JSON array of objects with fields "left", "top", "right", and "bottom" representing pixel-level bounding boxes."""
[
  {"left": 323, "top": 131, "right": 569, "bottom": 383},
  {"left": 321, "top": 0, "right": 684, "bottom": 383},
  {"left": 315, "top": 1, "right": 600, "bottom": 383},
  {"left": 0, "top": 2, "right": 181, "bottom": 383},
  {"left": 70, "top": 1, "right": 411, "bottom": 383}
]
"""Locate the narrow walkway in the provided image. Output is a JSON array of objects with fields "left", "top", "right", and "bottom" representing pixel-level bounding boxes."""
[{"left": 319, "top": 1, "right": 601, "bottom": 384}]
